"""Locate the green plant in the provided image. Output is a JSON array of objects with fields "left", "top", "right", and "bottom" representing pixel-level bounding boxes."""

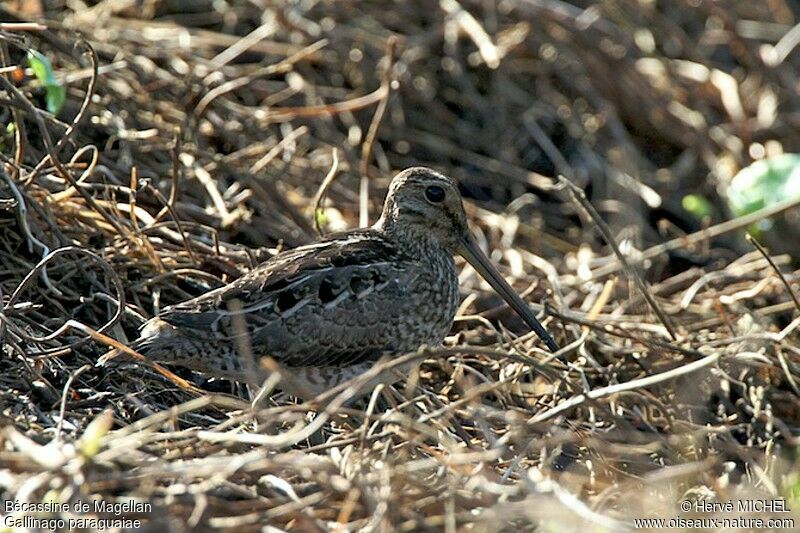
[{"left": 27, "top": 50, "right": 66, "bottom": 115}]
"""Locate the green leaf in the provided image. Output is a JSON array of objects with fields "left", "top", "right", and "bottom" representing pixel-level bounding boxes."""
[
  {"left": 314, "top": 207, "right": 328, "bottom": 229},
  {"left": 682, "top": 194, "right": 713, "bottom": 219},
  {"left": 26, "top": 50, "right": 66, "bottom": 115},
  {"left": 727, "top": 153, "right": 800, "bottom": 231},
  {"left": 79, "top": 409, "right": 113, "bottom": 458}
]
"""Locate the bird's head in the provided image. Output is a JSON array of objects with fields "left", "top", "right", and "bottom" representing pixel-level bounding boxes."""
[{"left": 376, "top": 167, "right": 468, "bottom": 252}]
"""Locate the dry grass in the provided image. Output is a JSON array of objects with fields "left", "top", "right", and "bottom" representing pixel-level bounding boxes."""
[{"left": 0, "top": 1, "right": 799, "bottom": 531}]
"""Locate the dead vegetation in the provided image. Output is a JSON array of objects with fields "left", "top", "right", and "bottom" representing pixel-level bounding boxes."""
[{"left": 0, "top": 1, "right": 799, "bottom": 530}]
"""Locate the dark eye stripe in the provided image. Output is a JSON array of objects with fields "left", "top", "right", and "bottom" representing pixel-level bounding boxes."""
[{"left": 425, "top": 185, "right": 446, "bottom": 203}]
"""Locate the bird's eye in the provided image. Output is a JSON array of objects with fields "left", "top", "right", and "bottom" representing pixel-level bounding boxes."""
[{"left": 424, "top": 185, "right": 446, "bottom": 203}]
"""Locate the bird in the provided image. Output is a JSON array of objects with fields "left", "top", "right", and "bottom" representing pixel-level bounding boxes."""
[{"left": 124, "top": 167, "right": 559, "bottom": 399}]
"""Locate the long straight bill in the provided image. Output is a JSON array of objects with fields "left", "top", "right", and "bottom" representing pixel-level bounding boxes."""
[{"left": 458, "top": 234, "right": 559, "bottom": 352}]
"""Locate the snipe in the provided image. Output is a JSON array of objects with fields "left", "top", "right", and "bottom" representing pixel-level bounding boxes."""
[{"left": 129, "top": 167, "right": 558, "bottom": 398}]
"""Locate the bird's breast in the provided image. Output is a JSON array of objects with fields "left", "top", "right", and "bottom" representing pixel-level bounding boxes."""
[{"left": 401, "top": 250, "right": 460, "bottom": 345}]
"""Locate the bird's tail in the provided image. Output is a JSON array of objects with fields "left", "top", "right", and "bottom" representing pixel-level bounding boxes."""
[{"left": 100, "top": 317, "right": 252, "bottom": 383}]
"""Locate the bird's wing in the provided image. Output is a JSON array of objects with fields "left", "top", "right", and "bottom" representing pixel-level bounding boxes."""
[{"left": 153, "top": 229, "right": 414, "bottom": 339}]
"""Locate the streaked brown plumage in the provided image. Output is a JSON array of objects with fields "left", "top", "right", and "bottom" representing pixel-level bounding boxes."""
[{"left": 130, "top": 167, "right": 558, "bottom": 398}]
